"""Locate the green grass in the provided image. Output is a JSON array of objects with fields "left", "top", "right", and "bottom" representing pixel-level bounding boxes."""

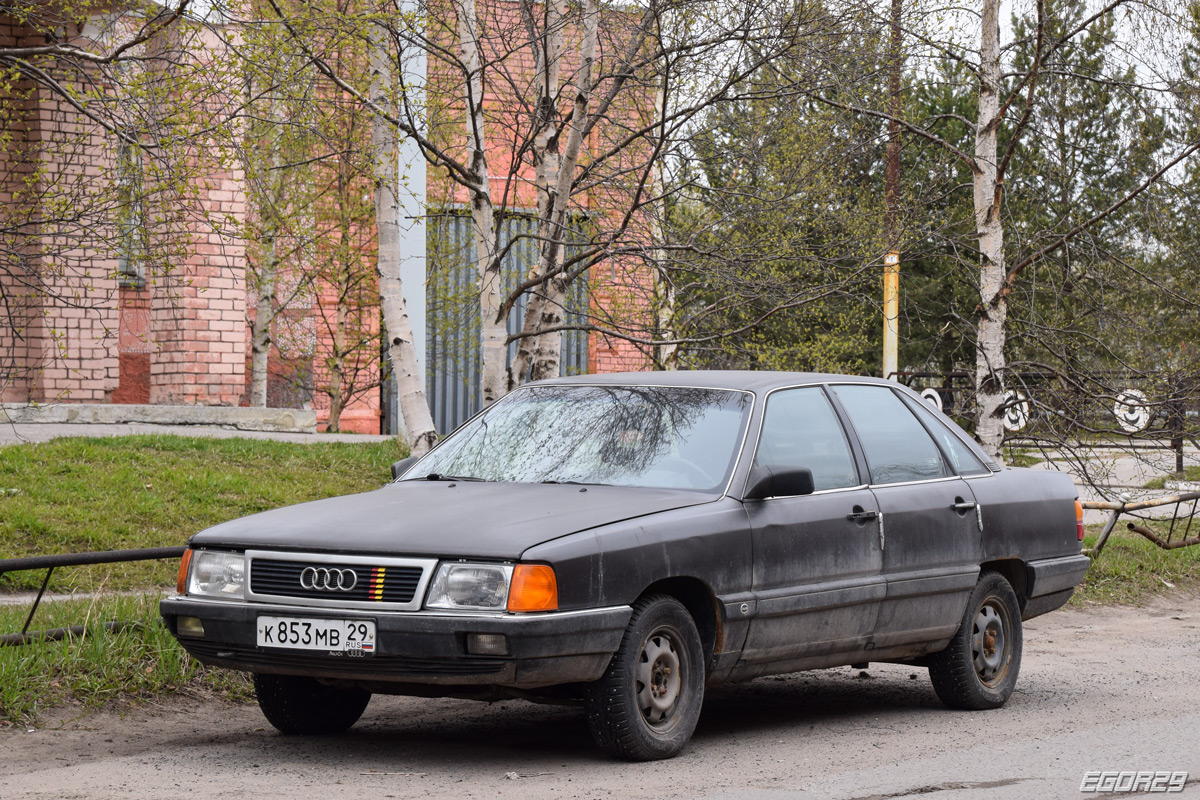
[
  {"left": 1001, "top": 447, "right": 1044, "bottom": 467},
  {"left": 0, "top": 593, "right": 252, "bottom": 726},
  {"left": 1142, "top": 465, "right": 1200, "bottom": 490},
  {"left": 1072, "top": 524, "right": 1200, "bottom": 605},
  {"left": 0, "top": 435, "right": 407, "bottom": 593},
  {"left": 0, "top": 435, "right": 404, "bottom": 727}
]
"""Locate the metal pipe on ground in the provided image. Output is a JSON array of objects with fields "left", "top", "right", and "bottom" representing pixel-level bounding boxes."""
[{"left": 0, "top": 620, "right": 141, "bottom": 647}]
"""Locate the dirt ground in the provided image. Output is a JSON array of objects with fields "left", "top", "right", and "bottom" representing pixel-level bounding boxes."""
[{"left": 3, "top": 594, "right": 1200, "bottom": 800}]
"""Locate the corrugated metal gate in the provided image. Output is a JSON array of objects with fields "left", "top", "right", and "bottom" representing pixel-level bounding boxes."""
[{"left": 384, "top": 212, "right": 589, "bottom": 437}]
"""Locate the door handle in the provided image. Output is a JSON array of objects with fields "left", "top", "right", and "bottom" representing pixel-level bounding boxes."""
[
  {"left": 951, "top": 500, "right": 977, "bottom": 512},
  {"left": 847, "top": 506, "right": 879, "bottom": 523}
]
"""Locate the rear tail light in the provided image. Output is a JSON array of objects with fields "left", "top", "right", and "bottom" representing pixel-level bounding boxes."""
[{"left": 1075, "top": 500, "right": 1085, "bottom": 542}]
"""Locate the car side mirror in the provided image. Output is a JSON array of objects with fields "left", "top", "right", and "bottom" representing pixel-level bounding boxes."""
[
  {"left": 391, "top": 456, "right": 419, "bottom": 481},
  {"left": 744, "top": 466, "right": 815, "bottom": 500}
]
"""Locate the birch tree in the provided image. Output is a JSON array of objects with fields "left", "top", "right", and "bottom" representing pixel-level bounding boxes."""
[
  {"left": 370, "top": 16, "right": 438, "bottom": 452},
  {"left": 784, "top": 0, "right": 1200, "bottom": 460},
  {"left": 256, "top": 0, "right": 827, "bottom": 407}
]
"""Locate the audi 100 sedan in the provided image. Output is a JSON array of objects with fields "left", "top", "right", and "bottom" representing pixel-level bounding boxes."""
[{"left": 160, "top": 372, "right": 1089, "bottom": 760}]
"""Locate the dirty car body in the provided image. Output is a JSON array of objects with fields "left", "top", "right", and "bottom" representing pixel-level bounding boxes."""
[{"left": 160, "top": 372, "right": 1089, "bottom": 760}]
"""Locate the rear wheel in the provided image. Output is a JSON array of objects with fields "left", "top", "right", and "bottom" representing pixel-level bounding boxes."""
[
  {"left": 584, "top": 595, "right": 705, "bottom": 761},
  {"left": 254, "top": 673, "right": 371, "bottom": 735},
  {"left": 928, "top": 572, "right": 1022, "bottom": 710}
]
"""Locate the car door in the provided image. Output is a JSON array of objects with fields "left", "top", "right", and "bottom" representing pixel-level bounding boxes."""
[
  {"left": 830, "top": 384, "right": 983, "bottom": 650},
  {"left": 741, "top": 386, "right": 885, "bottom": 666}
]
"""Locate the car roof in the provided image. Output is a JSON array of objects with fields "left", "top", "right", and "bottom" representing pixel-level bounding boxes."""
[{"left": 531, "top": 370, "right": 895, "bottom": 393}]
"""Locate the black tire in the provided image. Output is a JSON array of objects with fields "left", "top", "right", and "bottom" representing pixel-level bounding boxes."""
[
  {"left": 253, "top": 673, "right": 371, "bottom": 735},
  {"left": 584, "top": 594, "right": 706, "bottom": 761},
  {"left": 928, "top": 572, "right": 1023, "bottom": 710}
]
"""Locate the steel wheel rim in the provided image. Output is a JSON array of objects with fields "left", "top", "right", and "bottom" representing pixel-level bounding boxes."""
[
  {"left": 635, "top": 626, "right": 684, "bottom": 728},
  {"left": 971, "top": 597, "right": 1010, "bottom": 686}
]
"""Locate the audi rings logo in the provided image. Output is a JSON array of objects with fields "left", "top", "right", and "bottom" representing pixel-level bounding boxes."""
[{"left": 299, "top": 567, "right": 359, "bottom": 592}]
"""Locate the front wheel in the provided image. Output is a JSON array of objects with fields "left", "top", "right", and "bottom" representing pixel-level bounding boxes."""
[
  {"left": 584, "top": 595, "right": 706, "bottom": 761},
  {"left": 928, "top": 572, "right": 1023, "bottom": 710},
  {"left": 254, "top": 673, "right": 371, "bottom": 735}
]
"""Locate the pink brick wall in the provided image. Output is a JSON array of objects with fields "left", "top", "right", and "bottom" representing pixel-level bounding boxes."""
[
  {"left": 0, "top": 14, "right": 120, "bottom": 402},
  {"left": 1, "top": 13, "right": 248, "bottom": 407},
  {"left": 149, "top": 167, "right": 248, "bottom": 406}
]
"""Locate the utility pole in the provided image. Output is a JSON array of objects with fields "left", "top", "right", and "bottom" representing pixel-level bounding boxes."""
[{"left": 883, "top": 0, "right": 902, "bottom": 382}]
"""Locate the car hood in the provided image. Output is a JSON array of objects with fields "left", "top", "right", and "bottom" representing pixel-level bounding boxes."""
[{"left": 188, "top": 480, "right": 716, "bottom": 559}]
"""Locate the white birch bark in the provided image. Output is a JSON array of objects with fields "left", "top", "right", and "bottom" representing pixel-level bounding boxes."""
[
  {"left": 653, "top": 268, "right": 678, "bottom": 369},
  {"left": 974, "top": 0, "right": 1007, "bottom": 461},
  {"left": 371, "top": 23, "right": 437, "bottom": 454},
  {"left": 508, "top": 0, "right": 566, "bottom": 386},
  {"left": 650, "top": 89, "right": 676, "bottom": 370},
  {"left": 456, "top": 0, "right": 507, "bottom": 404},
  {"left": 510, "top": 0, "right": 599, "bottom": 386},
  {"left": 248, "top": 230, "right": 276, "bottom": 407},
  {"left": 248, "top": 97, "right": 286, "bottom": 408}
]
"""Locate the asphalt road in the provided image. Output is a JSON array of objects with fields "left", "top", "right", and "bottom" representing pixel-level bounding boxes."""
[{"left": 2, "top": 594, "right": 1199, "bottom": 800}]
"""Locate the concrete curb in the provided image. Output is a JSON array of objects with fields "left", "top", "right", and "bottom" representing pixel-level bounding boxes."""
[{"left": 0, "top": 403, "right": 317, "bottom": 433}]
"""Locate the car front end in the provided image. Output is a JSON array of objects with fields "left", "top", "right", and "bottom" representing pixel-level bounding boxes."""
[{"left": 161, "top": 545, "right": 632, "bottom": 692}]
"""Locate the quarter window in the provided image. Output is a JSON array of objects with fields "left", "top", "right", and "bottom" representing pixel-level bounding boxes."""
[
  {"left": 904, "top": 396, "right": 990, "bottom": 476},
  {"left": 832, "top": 385, "right": 949, "bottom": 485},
  {"left": 755, "top": 388, "right": 859, "bottom": 491}
]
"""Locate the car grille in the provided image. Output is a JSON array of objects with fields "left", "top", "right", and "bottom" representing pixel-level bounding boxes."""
[
  {"left": 250, "top": 559, "right": 423, "bottom": 604},
  {"left": 244, "top": 551, "right": 437, "bottom": 611}
]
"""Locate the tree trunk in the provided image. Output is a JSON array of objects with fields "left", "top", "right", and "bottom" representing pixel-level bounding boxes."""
[
  {"left": 326, "top": 168, "right": 353, "bottom": 434},
  {"left": 371, "top": 22, "right": 438, "bottom": 454},
  {"left": 249, "top": 235, "right": 275, "bottom": 408},
  {"left": 509, "top": 0, "right": 567, "bottom": 386},
  {"left": 326, "top": 288, "right": 347, "bottom": 432},
  {"left": 248, "top": 97, "right": 287, "bottom": 408},
  {"left": 974, "top": 0, "right": 1007, "bottom": 461},
  {"left": 509, "top": 0, "right": 599, "bottom": 386},
  {"left": 457, "top": 0, "right": 508, "bottom": 404}
]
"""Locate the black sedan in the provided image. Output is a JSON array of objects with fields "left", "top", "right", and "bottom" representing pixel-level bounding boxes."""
[{"left": 160, "top": 372, "right": 1089, "bottom": 760}]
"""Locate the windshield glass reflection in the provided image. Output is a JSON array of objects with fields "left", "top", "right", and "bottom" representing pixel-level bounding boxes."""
[{"left": 405, "top": 385, "right": 753, "bottom": 492}]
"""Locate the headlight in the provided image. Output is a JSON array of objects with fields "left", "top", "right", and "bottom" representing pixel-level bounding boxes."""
[
  {"left": 186, "top": 550, "right": 246, "bottom": 600},
  {"left": 425, "top": 563, "right": 512, "bottom": 611}
]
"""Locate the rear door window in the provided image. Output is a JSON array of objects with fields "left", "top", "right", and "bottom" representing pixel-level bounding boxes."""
[{"left": 832, "top": 385, "right": 949, "bottom": 485}]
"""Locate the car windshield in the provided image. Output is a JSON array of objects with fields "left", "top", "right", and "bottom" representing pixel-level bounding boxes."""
[{"left": 405, "top": 385, "right": 753, "bottom": 492}]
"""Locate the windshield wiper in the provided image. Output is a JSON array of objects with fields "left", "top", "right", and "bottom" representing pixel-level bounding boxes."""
[{"left": 424, "top": 473, "right": 487, "bottom": 482}]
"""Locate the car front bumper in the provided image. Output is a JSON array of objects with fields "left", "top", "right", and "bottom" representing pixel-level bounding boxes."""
[{"left": 160, "top": 596, "right": 631, "bottom": 689}]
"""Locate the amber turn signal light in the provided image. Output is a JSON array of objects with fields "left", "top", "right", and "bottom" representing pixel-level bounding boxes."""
[
  {"left": 1075, "top": 499, "right": 1085, "bottom": 542},
  {"left": 176, "top": 549, "right": 193, "bottom": 595},
  {"left": 507, "top": 564, "right": 558, "bottom": 612}
]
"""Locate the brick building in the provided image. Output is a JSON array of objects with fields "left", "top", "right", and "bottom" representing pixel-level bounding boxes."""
[{"left": 0, "top": 5, "right": 655, "bottom": 435}]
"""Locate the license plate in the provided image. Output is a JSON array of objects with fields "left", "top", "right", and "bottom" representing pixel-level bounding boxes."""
[{"left": 256, "top": 616, "right": 376, "bottom": 657}]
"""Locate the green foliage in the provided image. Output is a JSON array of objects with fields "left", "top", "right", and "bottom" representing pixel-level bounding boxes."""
[
  {"left": 0, "top": 436, "right": 406, "bottom": 592},
  {"left": 232, "top": 0, "right": 385, "bottom": 423},
  {"left": 0, "top": 593, "right": 252, "bottom": 727},
  {"left": 1143, "top": 464, "right": 1200, "bottom": 490},
  {"left": 1074, "top": 529, "right": 1200, "bottom": 606},
  {"left": 665, "top": 11, "right": 892, "bottom": 373}
]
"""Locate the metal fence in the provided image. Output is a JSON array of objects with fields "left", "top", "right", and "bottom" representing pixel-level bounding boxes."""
[
  {"left": 899, "top": 370, "right": 1200, "bottom": 469},
  {"left": 1082, "top": 493, "right": 1200, "bottom": 558},
  {"left": 0, "top": 547, "right": 184, "bottom": 646},
  {"left": 384, "top": 212, "right": 591, "bottom": 437}
]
